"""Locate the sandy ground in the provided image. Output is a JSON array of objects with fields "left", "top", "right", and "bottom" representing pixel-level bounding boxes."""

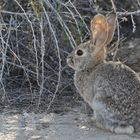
[{"left": 0, "top": 108, "right": 140, "bottom": 140}]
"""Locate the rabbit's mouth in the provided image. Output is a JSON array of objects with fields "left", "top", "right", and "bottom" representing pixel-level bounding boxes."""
[{"left": 67, "top": 56, "right": 75, "bottom": 70}]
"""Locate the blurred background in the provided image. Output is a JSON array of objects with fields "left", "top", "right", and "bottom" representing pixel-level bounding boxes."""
[{"left": 0, "top": 0, "right": 140, "bottom": 113}]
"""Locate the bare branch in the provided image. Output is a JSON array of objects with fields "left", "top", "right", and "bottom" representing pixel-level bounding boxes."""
[{"left": 117, "top": 10, "right": 140, "bottom": 16}]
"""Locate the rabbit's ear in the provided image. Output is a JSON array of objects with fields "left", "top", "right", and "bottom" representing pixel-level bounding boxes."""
[
  {"left": 91, "top": 14, "right": 108, "bottom": 47},
  {"left": 91, "top": 14, "right": 116, "bottom": 47},
  {"left": 106, "top": 14, "right": 116, "bottom": 45}
]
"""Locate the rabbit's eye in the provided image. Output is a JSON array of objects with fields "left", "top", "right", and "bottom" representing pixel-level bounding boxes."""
[{"left": 76, "top": 49, "right": 83, "bottom": 56}]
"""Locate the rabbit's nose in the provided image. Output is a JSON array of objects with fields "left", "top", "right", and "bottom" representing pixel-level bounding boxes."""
[
  {"left": 67, "top": 56, "right": 71, "bottom": 63},
  {"left": 67, "top": 55, "right": 72, "bottom": 59},
  {"left": 67, "top": 55, "right": 73, "bottom": 64}
]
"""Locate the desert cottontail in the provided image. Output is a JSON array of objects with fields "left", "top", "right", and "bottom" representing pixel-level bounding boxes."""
[{"left": 67, "top": 14, "right": 140, "bottom": 134}]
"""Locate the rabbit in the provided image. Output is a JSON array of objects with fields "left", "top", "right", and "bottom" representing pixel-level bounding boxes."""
[{"left": 67, "top": 13, "right": 140, "bottom": 134}]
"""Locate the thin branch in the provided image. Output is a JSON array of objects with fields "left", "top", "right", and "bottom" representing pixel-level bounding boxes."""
[
  {"left": 0, "top": 10, "right": 34, "bottom": 15},
  {"left": 131, "top": 14, "right": 136, "bottom": 33},
  {"left": 117, "top": 10, "right": 140, "bottom": 16},
  {"left": 110, "top": 0, "right": 120, "bottom": 60},
  {"left": 42, "top": 0, "right": 62, "bottom": 111}
]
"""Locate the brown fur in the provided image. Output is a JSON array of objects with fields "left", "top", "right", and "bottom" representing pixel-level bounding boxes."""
[{"left": 67, "top": 14, "right": 140, "bottom": 134}]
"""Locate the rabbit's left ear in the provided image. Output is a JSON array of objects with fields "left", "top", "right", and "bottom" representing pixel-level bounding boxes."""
[
  {"left": 91, "top": 14, "right": 116, "bottom": 47},
  {"left": 105, "top": 14, "right": 116, "bottom": 45}
]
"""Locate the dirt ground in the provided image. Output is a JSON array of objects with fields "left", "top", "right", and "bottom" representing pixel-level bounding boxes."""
[{"left": 0, "top": 107, "right": 140, "bottom": 140}]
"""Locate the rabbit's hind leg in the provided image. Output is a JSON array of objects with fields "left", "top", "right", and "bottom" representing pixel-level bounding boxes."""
[
  {"left": 92, "top": 98, "right": 134, "bottom": 134},
  {"left": 94, "top": 111, "right": 134, "bottom": 134}
]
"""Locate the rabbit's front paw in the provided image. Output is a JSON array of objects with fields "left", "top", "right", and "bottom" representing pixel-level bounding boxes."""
[{"left": 114, "top": 125, "right": 134, "bottom": 134}]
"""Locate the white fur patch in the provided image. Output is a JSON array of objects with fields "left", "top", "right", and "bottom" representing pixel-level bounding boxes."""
[{"left": 114, "top": 125, "right": 134, "bottom": 134}]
